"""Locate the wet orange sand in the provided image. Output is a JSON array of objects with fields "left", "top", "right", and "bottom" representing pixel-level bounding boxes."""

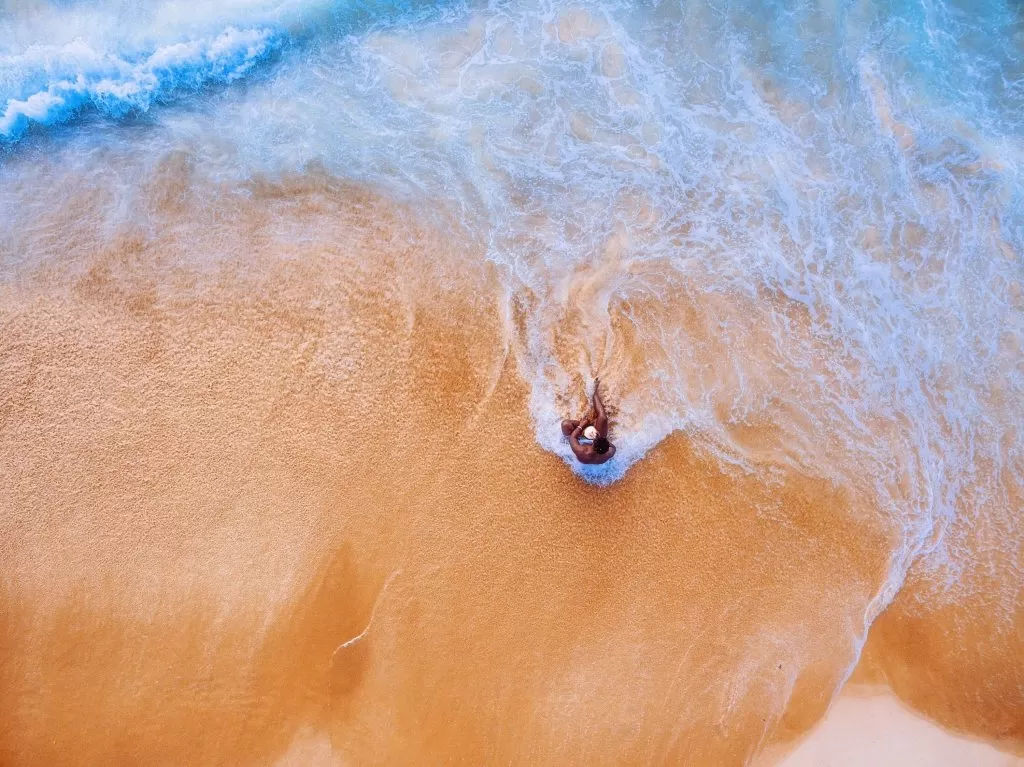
[{"left": 1, "top": 172, "right": 1020, "bottom": 764}]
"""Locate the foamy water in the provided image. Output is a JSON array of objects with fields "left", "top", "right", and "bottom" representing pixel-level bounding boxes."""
[
  {"left": 5, "top": 0, "right": 1021, "bottom": 528},
  {"left": 1, "top": 0, "right": 1022, "bottom": 759}
]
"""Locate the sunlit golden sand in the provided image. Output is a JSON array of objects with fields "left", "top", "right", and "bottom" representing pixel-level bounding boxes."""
[{"left": 1, "top": 175, "right": 1020, "bottom": 764}]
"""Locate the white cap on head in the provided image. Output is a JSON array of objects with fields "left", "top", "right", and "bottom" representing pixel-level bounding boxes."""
[{"left": 583, "top": 425, "right": 599, "bottom": 441}]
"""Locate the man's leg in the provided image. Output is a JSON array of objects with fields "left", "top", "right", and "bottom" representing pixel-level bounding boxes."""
[{"left": 561, "top": 419, "right": 579, "bottom": 436}]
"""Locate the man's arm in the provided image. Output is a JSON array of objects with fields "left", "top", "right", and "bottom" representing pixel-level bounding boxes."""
[
  {"left": 592, "top": 381, "right": 609, "bottom": 437},
  {"left": 569, "top": 421, "right": 589, "bottom": 460}
]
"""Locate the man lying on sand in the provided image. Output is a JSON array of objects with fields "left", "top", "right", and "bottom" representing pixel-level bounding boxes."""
[{"left": 561, "top": 379, "right": 616, "bottom": 465}]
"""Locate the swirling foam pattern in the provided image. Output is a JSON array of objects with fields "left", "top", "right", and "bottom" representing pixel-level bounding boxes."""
[{"left": 2, "top": 0, "right": 1022, "bottom": 629}]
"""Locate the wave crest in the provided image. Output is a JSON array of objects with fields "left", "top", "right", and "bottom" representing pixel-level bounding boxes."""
[{"left": 1, "top": 26, "right": 279, "bottom": 141}]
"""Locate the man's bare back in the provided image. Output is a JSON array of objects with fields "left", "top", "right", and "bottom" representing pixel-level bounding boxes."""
[{"left": 561, "top": 380, "right": 616, "bottom": 465}]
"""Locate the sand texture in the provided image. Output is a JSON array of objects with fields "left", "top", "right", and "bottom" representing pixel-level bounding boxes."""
[{"left": 1, "top": 177, "right": 1021, "bottom": 765}]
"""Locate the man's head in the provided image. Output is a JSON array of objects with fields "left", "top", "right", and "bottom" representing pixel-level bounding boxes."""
[{"left": 593, "top": 436, "right": 610, "bottom": 454}]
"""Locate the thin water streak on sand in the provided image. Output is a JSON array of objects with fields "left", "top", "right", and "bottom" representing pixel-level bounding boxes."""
[{"left": 331, "top": 568, "right": 404, "bottom": 658}]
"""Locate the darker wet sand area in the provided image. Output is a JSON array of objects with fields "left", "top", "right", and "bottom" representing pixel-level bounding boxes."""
[{"left": 1, "top": 177, "right": 1020, "bottom": 765}]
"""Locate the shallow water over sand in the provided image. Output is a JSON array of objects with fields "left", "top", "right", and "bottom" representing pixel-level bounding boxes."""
[{"left": 1, "top": 0, "right": 1022, "bottom": 763}]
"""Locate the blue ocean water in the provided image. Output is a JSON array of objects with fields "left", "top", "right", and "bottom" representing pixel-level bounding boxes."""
[
  {"left": 0, "top": 0, "right": 453, "bottom": 142},
  {"left": 1, "top": 0, "right": 1021, "bottom": 607}
]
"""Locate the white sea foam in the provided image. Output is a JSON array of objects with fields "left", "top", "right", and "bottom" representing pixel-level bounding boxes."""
[
  {"left": 0, "top": 0, "right": 401, "bottom": 141},
  {"left": 0, "top": 26, "right": 279, "bottom": 138}
]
